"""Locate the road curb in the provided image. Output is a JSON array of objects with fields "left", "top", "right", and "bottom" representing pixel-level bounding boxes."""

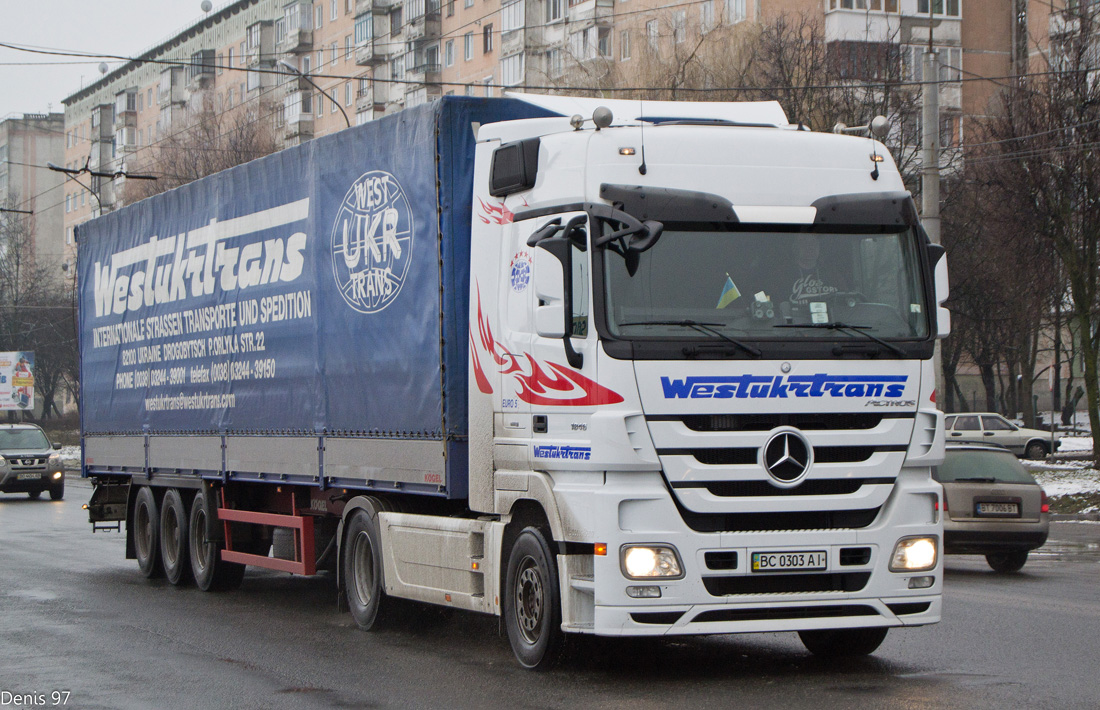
[{"left": 1051, "top": 513, "right": 1100, "bottom": 522}]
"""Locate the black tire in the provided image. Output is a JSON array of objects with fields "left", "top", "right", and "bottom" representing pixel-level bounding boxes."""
[
  {"left": 1025, "top": 441, "right": 1048, "bottom": 461},
  {"left": 159, "top": 489, "right": 191, "bottom": 586},
  {"left": 188, "top": 490, "right": 245, "bottom": 592},
  {"left": 133, "top": 486, "right": 162, "bottom": 579},
  {"left": 503, "top": 527, "right": 564, "bottom": 670},
  {"left": 986, "top": 549, "right": 1029, "bottom": 573},
  {"left": 49, "top": 481, "right": 64, "bottom": 500},
  {"left": 343, "top": 503, "right": 389, "bottom": 630},
  {"left": 799, "top": 627, "right": 889, "bottom": 657},
  {"left": 27, "top": 489, "right": 42, "bottom": 500}
]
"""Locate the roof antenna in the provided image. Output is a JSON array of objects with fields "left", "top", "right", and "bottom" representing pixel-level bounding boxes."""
[{"left": 638, "top": 100, "right": 647, "bottom": 176}]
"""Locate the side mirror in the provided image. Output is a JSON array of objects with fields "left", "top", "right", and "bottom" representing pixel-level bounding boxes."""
[
  {"left": 533, "top": 244, "right": 566, "bottom": 338},
  {"left": 53, "top": 442, "right": 62, "bottom": 450},
  {"left": 933, "top": 249, "right": 950, "bottom": 339},
  {"left": 532, "top": 225, "right": 584, "bottom": 368}
]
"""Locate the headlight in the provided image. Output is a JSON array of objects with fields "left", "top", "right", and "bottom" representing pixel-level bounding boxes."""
[
  {"left": 890, "top": 536, "right": 938, "bottom": 572},
  {"left": 49, "top": 453, "right": 61, "bottom": 461},
  {"left": 621, "top": 545, "right": 683, "bottom": 579}
]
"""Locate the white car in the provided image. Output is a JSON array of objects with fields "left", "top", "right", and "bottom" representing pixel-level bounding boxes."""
[{"left": 944, "top": 413, "right": 1060, "bottom": 460}]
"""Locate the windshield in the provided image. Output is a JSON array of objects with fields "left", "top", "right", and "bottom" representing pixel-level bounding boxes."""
[
  {"left": 0, "top": 429, "right": 50, "bottom": 450},
  {"left": 935, "top": 449, "right": 1036, "bottom": 484},
  {"left": 603, "top": 225, "right": 929, "bottom": 341}
]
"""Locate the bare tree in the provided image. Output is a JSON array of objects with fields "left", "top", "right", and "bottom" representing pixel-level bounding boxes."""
[{"left": 122, "top": 96, "right": 279, "bottom": 202}]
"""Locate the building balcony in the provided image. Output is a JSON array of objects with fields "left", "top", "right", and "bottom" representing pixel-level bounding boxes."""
[
  {"left": 405, "top": 12, "right": 441, "bottom": 42},
  {"left": 277, "top": 28, "right": 313, "bottom": 53},
  {"left": 566, "top": 0, "right": 614, "bottom": 24},
  {"left": 284, "top": 112, "right": 314, "bottom": 139},
  {"left": 407, "top": 62, "right": 441, "bottom": 83},
  {"left": 355, "top": 41, "right": 387, "bottom": 65}
]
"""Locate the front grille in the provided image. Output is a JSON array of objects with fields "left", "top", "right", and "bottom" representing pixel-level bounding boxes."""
[
  {"left": 702, "top": 572, "right": 870, "bottom": 596},
  {"left": 630, "top": 611, "right": 686, "bottom": 625},
  {"left": 678, "top": 507, "right": 881, "bottom": 533},
  {"left": 692, "top": 604, "right": 879, "bottom": 624},
  {"left": 664, "top": 446, "right": 892, "bottom": 466},
  {"left": 677, "top": 478, "right": 893, "bottom": 498},
  {"left": 677, "top": 413, "right": 886, "bottom": 432}
]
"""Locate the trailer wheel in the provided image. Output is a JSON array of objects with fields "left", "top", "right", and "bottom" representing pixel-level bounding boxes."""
[
  {"left": 133, "top": 486, "right": 162, "bottom": 579},
  {"left": 343, "top": 505, "right": 388, "bottom": 630},
  {"left": 159, "top": 489, "right": 191, "bottom": 586},
  {"left": 798, "top": 627, "right": 889, "bottom": 657},
  {"left": 503, "top": 527, "right": 564, "bottom": 670},
  {"left": 188, "top": 490, "right": 245, "bottom": 592}
]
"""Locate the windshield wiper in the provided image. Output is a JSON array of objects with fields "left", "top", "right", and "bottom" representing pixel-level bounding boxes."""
[
  {"left": 774, "top": 321, "right": 906, "bottom": 357},
  {"left": 620, "top": 320, "right": 762, "bottom": 357}
]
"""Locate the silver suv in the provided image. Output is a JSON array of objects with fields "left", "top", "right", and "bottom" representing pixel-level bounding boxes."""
[{"left": 0, "top": 424, "right": 65, "bottom": 500}]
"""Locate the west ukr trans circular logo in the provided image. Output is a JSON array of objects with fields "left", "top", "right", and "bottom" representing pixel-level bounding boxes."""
[{"left": 331, "top": 171, "right": 414, "bottom": 313}]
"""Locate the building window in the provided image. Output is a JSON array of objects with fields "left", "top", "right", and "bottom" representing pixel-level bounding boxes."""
[
  {"left": 446, "top": 0, "right": 454, "bottom": 17},
  {"left": 240, "top": 42, "right": 246, "bottom": 63},
  {"left": 727, "top": 0, "right": 746, "bottom": 23},
  {"left": 464, "top": 32, "right": 474, "bottom": 60},
  {"left": 346, "top": 34, "right": 353, "bottom": 59},
  {"left": 346, "top": 81, "right": 353, "bottom": 105},
  {"left": 332, "top": 42, "right": 339, "bottom": 65},
  {"left": 391, "top": 7, "right": 403, "bottom": 35},
  {"left": 701, "top": 0, "right": 714, "bottom": 31},
  {"left": 445, "top": 39, "right": 455, "bottom": 66},
  {"left": 673, "top": 11, "right": 686, "bottom": 43},
  {"left": 391, "top": 54, "right": 405, "bottom": 80},
  {"left": 331, "top": 0, "right": 338, "bottom": 20},
  {"left": 483, "top": 76, "right": 494, "bottom": 98},
  {"left": 546, "top": 48, "right": 562, "bottom": 77},
  {"left": 546, "top": 0, "right": 563, "bottom": 22},
  {"left": 316, "top": 4, "right": 323, "bottom": 28},
  {"left": 620, "top": 30, "right": 630, "bottom": 60},
  {"left": 356, "top": 15, "right": 373, "bottom": 45},
  {"left": 316, "top": 91, "right": 324, "bottom": 116},
  {"left": 646, "top": 20, "right": 658, "bottom": 49},
  {"left": 465, "top": 0, "right": 473, "bottom": 8},
  {"left": 917, "top": 0, "right": 959, "bottom": 15},
  {"left": 502, "top": 0, "right": 524, "bottom": 33},
  {"left": 501, "top": 53, "right": 524, "bottom": 85},
  {"left": 483, "top": 23, "right": 494, "bottom": 53}
]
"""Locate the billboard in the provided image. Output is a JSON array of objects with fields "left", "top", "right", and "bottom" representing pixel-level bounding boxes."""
[{"left": 0, "top": 351, "right": 34, "bottom": 410}]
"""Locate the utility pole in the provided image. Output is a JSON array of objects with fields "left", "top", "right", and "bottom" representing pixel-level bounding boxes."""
[{"left": 921, "top": 6, "right": 944, "bottom": 400}]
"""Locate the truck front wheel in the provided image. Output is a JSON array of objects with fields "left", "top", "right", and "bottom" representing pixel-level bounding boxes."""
[
  {"left": 133, "top": 486, "right": 162, "bottom": 579},
  {"left": 503, "top": 527, "right": 564, "bottom": 670},
  {"left": 343, "top": 503, "right": 388, "bottom": 630},
  {"left": 798, "top": 627, "right": 889, "bottom": 657},
  {"left": 188, "top": 490, "right": 245, "bottom": 592},
  {"left": 159, "top": 489, "right": 191, "bottom": 585}
]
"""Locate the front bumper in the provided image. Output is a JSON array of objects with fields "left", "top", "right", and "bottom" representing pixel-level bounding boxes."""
[
  {"left": 553, "top": 469, "right": 943, "bottom": 637},
  {"left": 0, "top": 469, "right": 64, "bottom": 493}
]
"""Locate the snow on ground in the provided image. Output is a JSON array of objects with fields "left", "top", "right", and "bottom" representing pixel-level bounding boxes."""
[
  {"left": 60, "top": 445, "right": 80, "bottom": 468},
  {"left": 1058, "top": 436, "right": 1093, "bottom": 452},
  {"left": 1029, "top": 468, "right": 1100, "bottom": 497}
]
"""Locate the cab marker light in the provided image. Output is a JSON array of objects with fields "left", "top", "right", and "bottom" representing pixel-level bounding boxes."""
[{"left": 594, "top": 543, "right": 608, "bottom": 556}]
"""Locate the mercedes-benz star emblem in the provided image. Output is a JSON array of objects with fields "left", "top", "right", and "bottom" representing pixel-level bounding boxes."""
[{"left": 762, "top": 431, "right": 812, "bottom": 486}]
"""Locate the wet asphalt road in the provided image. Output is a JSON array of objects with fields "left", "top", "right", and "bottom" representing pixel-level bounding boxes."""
[{"left": 2, "top": 477, "right": 1099, "bottom": 710}]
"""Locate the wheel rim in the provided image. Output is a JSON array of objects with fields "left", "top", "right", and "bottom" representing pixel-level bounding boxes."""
[
  {"left": 135, "top": 501, "right": 152, "bottom": 560},
  {"left": 352, "top": 530, "right": 376, "bottom": 607},
  {"left": 190, "top": 508, "right": 209, "bottom": 575},
  {"left": 514, "top": 555, "right": 544, "bottom": 645},
  {"left": 164, "top": 506, "right": 180, "bottom": 567}
]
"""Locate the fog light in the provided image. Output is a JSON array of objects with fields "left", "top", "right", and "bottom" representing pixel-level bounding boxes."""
[
  {"left": 890, "top": 536, "right": 938, "bottom": 572},
  {"left": 621, "top": 545, "right": 683, "bottom": 579},
  {"left": 908, "top": 575, "right": 935, "bottom": 589},
  {"left": 52, "top": 472, "right": 63, "bottom": 480},
  {"left": 626, "top": 585, "right": 662, "bottom": 599}
]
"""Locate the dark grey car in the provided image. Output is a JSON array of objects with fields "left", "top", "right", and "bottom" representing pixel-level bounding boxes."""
[
  {"left": 934, "top": 443, "right": 1049, "bottom": 572},
  {"left": 0, "top": 424, "right": 64, "bottom": 500}
]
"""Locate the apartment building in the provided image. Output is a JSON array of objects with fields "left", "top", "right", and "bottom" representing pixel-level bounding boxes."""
[
  {"left": 60, "top": 0, "right": 1054, "bottom": 249},
  {"left": 0, "top": 113, "right": 65, "bottom": 270}
]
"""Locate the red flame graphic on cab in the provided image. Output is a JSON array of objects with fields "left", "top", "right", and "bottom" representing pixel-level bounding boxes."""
[
  {"left": 470, "top": 287, "right": 623, "bottom": 407},
  {"left": 477, "top": 197, "right": 516, "bottom": 225}
]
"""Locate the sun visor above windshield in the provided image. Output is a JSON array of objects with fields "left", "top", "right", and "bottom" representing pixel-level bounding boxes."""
[{"left": 812, "top": 192, "right": 919, "bottom": 228}]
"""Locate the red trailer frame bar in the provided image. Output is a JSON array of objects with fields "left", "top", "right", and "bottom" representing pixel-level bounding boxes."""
[{"left": 218, "top": 490, "right": 317, "bottom": 576}]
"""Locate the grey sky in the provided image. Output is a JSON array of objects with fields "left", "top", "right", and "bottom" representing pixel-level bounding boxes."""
[{"left": 0, "top": 1, "right": 233, "bottom": 120}]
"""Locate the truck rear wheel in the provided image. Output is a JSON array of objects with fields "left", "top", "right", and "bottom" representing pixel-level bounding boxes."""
[
  {"left": 798, "top": 627, "right": 889, "bottom": 657},
  {"left": 188, "top": 490, "right": 245, "bottom": 592},
  {"left": 159, "top": 489, "right": 191, "bottom": 585},
  {"left": 343, "top": 504, "right": 388, "bottom": 630},
  {"left": 503, "top": 527, "right": 564, "bottom": 670},
  {"left": 133, "top": 486, "right": 162, "bottom": 579}
]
